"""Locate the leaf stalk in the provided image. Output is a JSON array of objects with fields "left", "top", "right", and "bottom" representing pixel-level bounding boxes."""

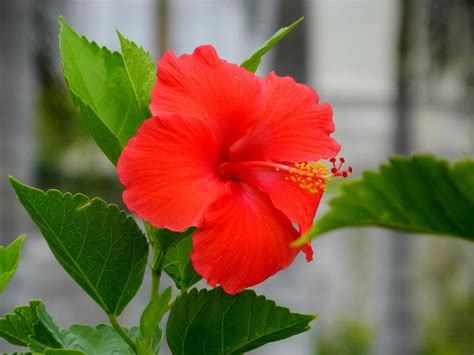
[{"left": 108, "top": 313, "right": 138, "bottom": 353}]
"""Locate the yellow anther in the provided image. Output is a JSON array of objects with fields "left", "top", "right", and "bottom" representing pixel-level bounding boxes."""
[{"left": 283, "top": 161, "right": 332, "bottom": 195}]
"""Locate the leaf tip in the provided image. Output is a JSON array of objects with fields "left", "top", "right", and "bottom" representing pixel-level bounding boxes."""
[
  {"left": 7, "top": 175, "right": 21, "bottom": 190},
  {"left": 58, "top": 16, "right": 71, "bottom": 31},
  {"left": 116, "top": 28, "right": 125, "bottom": 41},
  {"left": 16, "top": 234, "right": 27, "bottom": 244}
]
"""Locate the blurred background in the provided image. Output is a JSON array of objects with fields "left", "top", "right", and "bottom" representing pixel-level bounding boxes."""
[{"left": 1, "top": 0, "right": 473, "bottom": 354}]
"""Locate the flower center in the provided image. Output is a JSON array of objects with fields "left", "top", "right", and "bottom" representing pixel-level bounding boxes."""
[{"left": 219, "top": 157, "right": 352, "bottom": 194}]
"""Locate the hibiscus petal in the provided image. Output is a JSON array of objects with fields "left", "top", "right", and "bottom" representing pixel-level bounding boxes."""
[
  {"left": 117, "top": 114, "right": 224, "bottom": 231},
  {"left": 230, "top": 72, "right": 341, "bottom": 163},
  {"left": 150, "top": 45, "right": 263, "bottom": 148},
  {"left": 191, "top": 182, "right": 301, "bottom": 295},
  {"left": 230, "top": 167, "right": 322, "bottom": 234},
  {"left": 228, "top": 167, "right": 320, "bottom": 261}
]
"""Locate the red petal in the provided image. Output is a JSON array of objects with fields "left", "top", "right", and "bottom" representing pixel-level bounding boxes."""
[
  {"left": 150, "top": 45, "right": 263, "bottom": 148},
  {"left": 117, "top": 114, "right": 224, "bottom": 231},
  {"left": 230, "top": 72, "right": 341, "bottom": 162},
  {"left": 230, "top": 167, "right": 322, "bottom": 234},
  {"left": 191, "top": 183, "right": 300, "bottom": 295},
  {"left": 302, "top": 243, "right": 314, "bottom": 262}
]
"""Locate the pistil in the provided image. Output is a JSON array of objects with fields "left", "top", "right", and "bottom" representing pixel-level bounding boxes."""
[{"left": 220, "top": 158, "right": 352, "bottom": 194}]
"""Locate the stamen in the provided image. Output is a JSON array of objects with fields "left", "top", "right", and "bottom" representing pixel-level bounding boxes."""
[
  {"left": 286, "top": 157, "right": 353, "bottom": 194},
  {"left": 285, "top": 161, "right": 328, "bottom": 194}
]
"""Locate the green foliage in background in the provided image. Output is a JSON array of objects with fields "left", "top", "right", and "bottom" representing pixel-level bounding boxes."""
[
  {"left": 315, "top": 319, "right": 373, "bottom": 355},
  {"left": 420, "top": 241, "right": 474, "bottom": 355},
  {"left": 422, "top": 294, "right": 474, "bottom": 355}
]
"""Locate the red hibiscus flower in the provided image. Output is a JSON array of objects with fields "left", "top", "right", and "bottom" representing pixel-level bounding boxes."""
[{"left": 117, "top": 45, "right": 346, "bottom": 295}]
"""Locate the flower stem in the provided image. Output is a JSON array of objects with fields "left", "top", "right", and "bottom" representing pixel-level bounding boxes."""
[
  {"left": 108, "top": 313, "right": 137, "bottom": 353},
  {"left": 144, "top": 221, "right": 165, "bottom": 299},
  {"left": 150, "top": 248, "right": 164, "bottom": 299}
]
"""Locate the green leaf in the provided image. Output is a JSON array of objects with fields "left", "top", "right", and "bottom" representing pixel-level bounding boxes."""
[
  {"left": 117, "top": 30, "right": 156, "bottom": 118},
  {"left": 28, "top": 303, "right": 64, "bottom": 351},
  {"left": 59, "top": 17, "right": 155, "bottom": 164},
  {"left": 44, "top": 350, "right": 84, "bottom": 354},
  {"left": 44, "top": 349, "right": 84, "bottom": 355},
  {"left": 0, "top": 300, "right": 62, "bottom": 350},
  {"left": 163, "top": 233, "right": 201, "bottom": 290},
  {"left": 166, "top": 287, "right": 316, "bottom": 354},
  {"left": 9, "top": 177, "right": 149, "bottom": 315},
  {"left": 131, "top": 325, "right": 162, "bottom": 355},
  {"left": 0, "top": 234, "right": 25, "bottom": 294},
  {"left": 62, "top": 324, "right": 137, "bottom": 354},
  {"left": 0, "top": 300, "right": 41, "bottom": 346},
  {"left": 240, "top": 17, "right": 304, "bottom": 73},
  {"left": 0, "top": 302, "right": 143, "bottom": 354},
  {"left": 145, "top": 224, "right": 195, "bottom": 253},
  {"left": 140, "top": 287, "right": 172, "bottom": 339},
  {"left": 144, "top": 225, "right": 201, "bottom": 290},
  {"left": 294, "top": 154, "right": 474, "bottom": 246}
]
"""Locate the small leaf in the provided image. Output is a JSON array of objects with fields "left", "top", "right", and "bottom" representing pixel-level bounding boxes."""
[
  {"left": 240, "top": 17, "right": 304, "bottom": 73},
  {"left": 140, "top": 287, "right": 172, "bottom": 339},
  {"left": 163, "top": 233, "right": 201, "bottom": 290},
  {"left": 134, "top": 325, "right": 163, "bottom": 355},
  {"left": 166, "top": 287, "right": 316, "bottom": 354},
  {"left": 62, "top": 324, "right": 137, "bottom": 354},
  {"left": 294, "top": 154, "right": 474, "bottom": 246},
  {"left": 145, "top": 224, "right": 195, "bottom": 253},
  {"left": 9, "top": 177, "right": 149, "bottom": 315},
  {"left": 0, "top": 300, "right": 62, "bottom": 350},
  {"left": 0, "top": 234, "right": 25, "bottom": 294},
  {"left": 28, "top": 303, "right": 64, "bottom": 351},
  {"left": 59, "top": 17, "right": 155, "bottom": 164},
  {"left": 145, "top": 225, "right": 201, "bottom": 290}
]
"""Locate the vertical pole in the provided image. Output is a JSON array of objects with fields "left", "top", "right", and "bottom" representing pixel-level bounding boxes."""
[
  {"left": 375, "top": 0, "right": 419, "bottom": 354},
  {"left": 273, "top": 0, "right": 306, "bottom": 82},
  {"left": 0, "top": 0, "right": 35, "bottom": 244},
  {"left": 158, "top": 0, "right": 169, "bottom": 55}
]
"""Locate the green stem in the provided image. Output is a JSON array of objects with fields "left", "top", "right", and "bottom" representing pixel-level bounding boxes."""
[
  {"left": 150, "top": 251, "right": 163, "bottom": 299},
  {"left": 108, "top": 313, "right": 137, "bottom": 353},
  {"left": 148, "top": 224, "right": 165, "bottom": 300}
]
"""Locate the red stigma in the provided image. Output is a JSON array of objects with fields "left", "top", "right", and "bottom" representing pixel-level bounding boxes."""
[{"left": 329, "top": 156, "right": 353, "bottom": 179}]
